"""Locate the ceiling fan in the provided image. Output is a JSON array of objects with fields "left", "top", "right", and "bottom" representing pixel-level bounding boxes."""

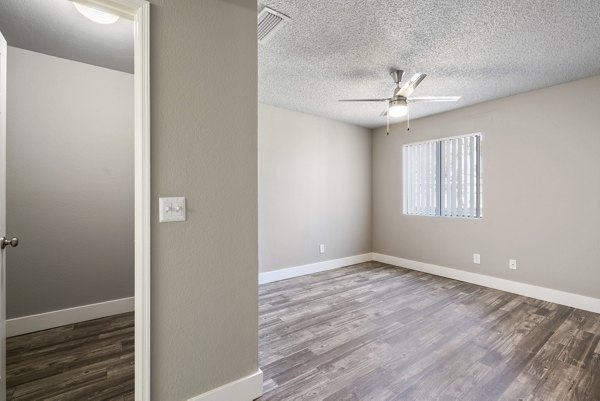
[{"left": 339, "top": 70, "right": 460, "bottom": 134}]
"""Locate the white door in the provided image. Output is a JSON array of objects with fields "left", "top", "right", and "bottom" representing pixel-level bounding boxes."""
[{"left": 0, "top": 29, "right": 8, "bottom": 401}]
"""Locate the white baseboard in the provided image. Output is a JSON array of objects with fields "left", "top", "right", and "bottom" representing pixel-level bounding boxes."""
[
  {"left": 6, "top": 296, "right": 135, "bottom": 337},
  {"left": 372, "top": 253, "right": 600, "bottom": 314},
  {"left": 259, "top": 253, "right": 372, "bottom": 285},
  {"left": 188, "top": 369, "right": 263, "bottom": 401}
]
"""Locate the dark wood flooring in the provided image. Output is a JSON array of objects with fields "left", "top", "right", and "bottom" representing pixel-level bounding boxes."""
[
  {"left": 6, "top": 312, "right": 134, "bottom": 400},
  {"left": 258, "top": 261, "right": 600, "bottom": 401}
]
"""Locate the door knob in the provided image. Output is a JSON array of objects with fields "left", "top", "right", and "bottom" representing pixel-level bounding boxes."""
[{"left": 0, "top": 237, "right": 19, "bottom": 250}]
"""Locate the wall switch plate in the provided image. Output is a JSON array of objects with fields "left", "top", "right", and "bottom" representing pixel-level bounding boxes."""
[
  {"left": 473, "top": 253, "right": 481, "bottom": 264},
  {"left": 509, "top": 259, "right": 517, "bottom": 270},
  {"left": 319, "top": 244, "right": 325, "bottom": 254},
  {"left": 159, "top": 197, "right": 186, "bottom": 222}
]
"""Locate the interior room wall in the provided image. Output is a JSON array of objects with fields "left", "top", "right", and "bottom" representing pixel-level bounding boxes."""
[
  {"left": 372, "top": 75, "right": 600, "bottom": 299},
  {"left": 6, "top": 46, "right": 134, "bottom": 319},
  {"left": 149, "top": 0, "right": 258, "bottom": 399},
  {"left": 258, "top": 104, "right": 372, "bottom": 273}
]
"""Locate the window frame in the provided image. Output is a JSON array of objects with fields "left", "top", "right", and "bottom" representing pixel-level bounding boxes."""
[{"left": 403, "top": 133, "right": 483, "bottom": 219}]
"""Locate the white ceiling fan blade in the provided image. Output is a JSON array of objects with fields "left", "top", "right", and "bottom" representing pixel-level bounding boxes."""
[
  {"left": 408, "top": 96, "right": 461, "bottom": 103},
  {"left": 396, "top": 73, "right": 427, "bottom": 97},
  {"left": 338, "top": 98, "right": 389, "bottom": 102}
]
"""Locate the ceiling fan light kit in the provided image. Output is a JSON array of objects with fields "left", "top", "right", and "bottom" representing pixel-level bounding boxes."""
[
  {"left": 339, "top": 69, "right": 461, "bottom": 135},
  {"left": 388, "top": 98, "right": 408, "bottom": 117}
]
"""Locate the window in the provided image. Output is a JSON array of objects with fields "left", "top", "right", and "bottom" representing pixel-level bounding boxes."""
[{"left": 403, "top": 133, "right": 481, "bottom": 218}]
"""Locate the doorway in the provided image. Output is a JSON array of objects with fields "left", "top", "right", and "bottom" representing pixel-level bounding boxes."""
[
  {"left": 0, "top": 0, "right": 149, "bottom": 400},
  {"left": 6, "top": 40, "right": 135, "bottom": 398}
]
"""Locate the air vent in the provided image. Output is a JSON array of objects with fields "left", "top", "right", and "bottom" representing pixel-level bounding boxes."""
[{"left": 257, "top": 7, "right": 290, "bottom": 44}]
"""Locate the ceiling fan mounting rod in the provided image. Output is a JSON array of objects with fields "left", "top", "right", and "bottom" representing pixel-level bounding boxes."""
[{"left": 390, "top": 69, "right": 404, "bottom": 84}]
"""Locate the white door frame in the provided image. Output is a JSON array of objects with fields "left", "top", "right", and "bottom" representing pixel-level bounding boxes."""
[
  {"left": 0, "top": 28, "right": 7, "bottom": 401},
  {"left": 76, "top": 1, "right": 151, "bottom": 400}
]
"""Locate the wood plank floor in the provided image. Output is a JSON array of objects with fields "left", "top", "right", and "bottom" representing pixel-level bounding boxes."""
[
  {"left": 6, "top": 312, "right": 134, "bottom": 401},
  {"left": 258, "top": 261, "right": 600, "bottom": 401}
]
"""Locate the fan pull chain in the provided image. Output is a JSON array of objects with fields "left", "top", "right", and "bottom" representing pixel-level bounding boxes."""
[
  {"left": 407, "top": 105, "right": 410, "bottom": 132},
  {"left": 386, "top": 110, "right": 390, "bottom": 135}
]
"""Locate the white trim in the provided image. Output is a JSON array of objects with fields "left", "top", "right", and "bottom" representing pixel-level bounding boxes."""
[
  {"left": 0, "top": 30, "right": 7, "bottom": 400},
  {"left": 259, "top": 254, "right": 372, "bottom": 285},
  {"left": 372, "top": 253, "right": 600, "bottom": 314},
  {"left": 6, "top": 297, "right": 134, "bottom": 337},
  {"left": 130, "top": 2, "right": 151, "bottom": 401},
  {"left": 187, "top": 369, "right": 263, "bottom": 401}
]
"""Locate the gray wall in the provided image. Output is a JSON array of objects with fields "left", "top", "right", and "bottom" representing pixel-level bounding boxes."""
[
  {"left": 6, "top": 46, "right": 134, "bottom": 319},
  {"left": 149, "top": 0, "right": 258, "bottom": 399},
  {"left": 258, "top": 104, "right": 372, "bottom": 272},
  {"left": 372, "top": 75, "right": 600, "bottom": 298}
]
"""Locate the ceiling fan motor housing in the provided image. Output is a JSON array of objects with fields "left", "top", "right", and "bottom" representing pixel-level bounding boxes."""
[{"left": 389, "top": 97, "right": 407, "bottom": 108}]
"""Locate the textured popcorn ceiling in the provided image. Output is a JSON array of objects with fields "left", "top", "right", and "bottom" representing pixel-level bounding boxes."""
[{"left": 258, "top": 0, "right": 600, "bottom": 128}]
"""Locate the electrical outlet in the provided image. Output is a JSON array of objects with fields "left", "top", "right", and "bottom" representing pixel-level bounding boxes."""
[
  {"left": 319, "top": 244, "right": 325, "bottom": 254},
  {"left": 473, "top": 253, "right": 481, "bottom": 264},
  {"left": 509, "top": 259, "right": 517, "bottom": 270}
]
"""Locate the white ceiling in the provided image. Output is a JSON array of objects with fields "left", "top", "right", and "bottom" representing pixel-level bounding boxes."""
[
  {"left": 258, "top": 0, "right": 600, "bottom": 128},
  {"left": 0, "top": 0, "right": 133, "bottom": 73}
]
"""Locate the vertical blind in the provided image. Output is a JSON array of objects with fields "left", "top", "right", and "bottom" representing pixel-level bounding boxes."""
[{"left": 403, "top": 134, "right": 481, "bottom": 218}]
